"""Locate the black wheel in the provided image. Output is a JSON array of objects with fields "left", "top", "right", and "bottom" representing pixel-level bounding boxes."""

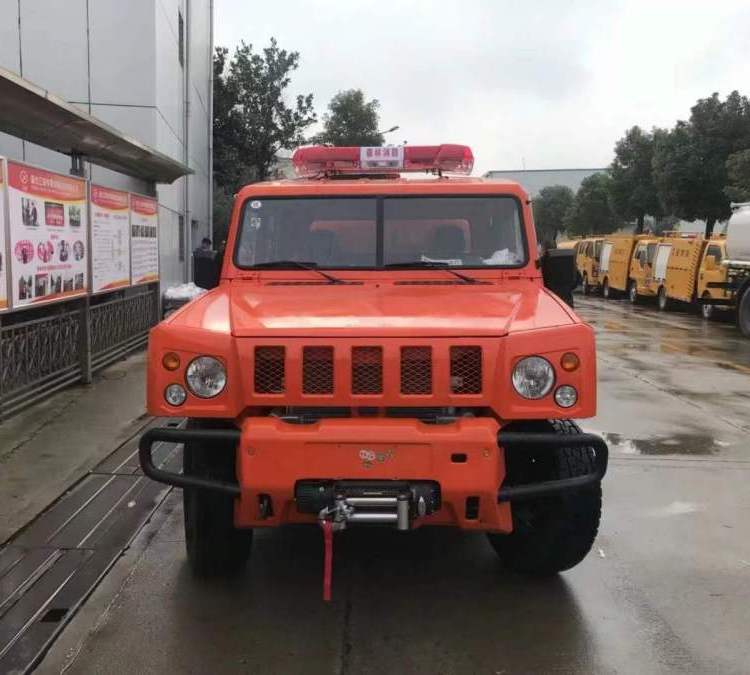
[
  {"left": 738, "top": 289, "right": 750, "bottom": 337},
  {"left": 657, "top": 286, "right": 669, "bottom": 311},
  {"left": 602, "top": 278, "right": 611, "bottom": 299},
  {"left": 628, "top": 281, "right": 638, "bottom": 304},
  {"left": 582, "top": 275, "right": 590, "bottom": 296},
  {"left": 183, "top": 420, "right": 252, "bottom": 578},
  {"left": 488, "top": 420, "right": 602, "bottom": 576},
  {"left": 701, "top": 294, "right": 714, "bottom": 321}
]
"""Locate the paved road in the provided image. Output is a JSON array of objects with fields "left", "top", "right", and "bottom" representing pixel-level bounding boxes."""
[{"left": 40, "top": 297, "right": 750, "bottom": 674}]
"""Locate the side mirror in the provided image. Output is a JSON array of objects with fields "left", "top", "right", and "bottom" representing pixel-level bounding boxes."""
[
  {"left": 704, "top": 255, "right": 717, "bottom": 270},
  {"left": 542, "top": 248, "right": 577, "bottom": 307}
]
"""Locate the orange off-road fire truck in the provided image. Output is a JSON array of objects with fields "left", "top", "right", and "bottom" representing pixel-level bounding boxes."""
[{"left": 139, "top": 144, "right": 608, "bottom": 600}]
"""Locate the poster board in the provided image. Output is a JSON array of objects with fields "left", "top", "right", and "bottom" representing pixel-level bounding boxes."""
[
  {"left": 6, "top": 161, "right": 88, "bottom": 308},
  {"left": 129, "top": 193, "right": 159, "bottom": 285},
  {"left": 0, "top": 158, "right": 8, "bottom": 311},
  {"left": 91, "top": 184, "right": 131, "bottom": 293}
]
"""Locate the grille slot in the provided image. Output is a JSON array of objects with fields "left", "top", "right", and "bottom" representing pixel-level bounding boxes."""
[
  {"left": 303, "top": 346, "right": 334, "bottom": 394},
  {"left": 400, "top": 347, "right": 432, "bottom": 394},
  {"left": 351, "top": 347, "right": 383, "bottom": 394},
  {"left": 450, "top": 346, "right": 482, "bottom": 394},
  {"left": 255, "top": 347, "right": 285, "bottom": 393}
]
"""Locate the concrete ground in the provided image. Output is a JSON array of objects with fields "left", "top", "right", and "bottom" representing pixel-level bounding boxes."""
[
  {"left": 0, "top": 352, "right": 148, "bottom": 544},
  {"left": 31, "top": 297, "right": 750, "bottom": 674}
]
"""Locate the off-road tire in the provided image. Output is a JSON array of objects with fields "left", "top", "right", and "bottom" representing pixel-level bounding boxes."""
[
  {"left": 628, "top": 280, "right": 638, "bottom": 304},
  {"left": 582, "top": 275, "right": 590, "bottom": 296},
  {"left": 488, "top": 420, "right": 602, "bottom": 576},
  {"left": 738, "top": 289, "right": 750, "bottom": 338},
  {"left": 183, "top": 419, "right": 252, "bottom": 578},
  {"left": 657, "top": 286, "right": 670, "bottom": 312}
]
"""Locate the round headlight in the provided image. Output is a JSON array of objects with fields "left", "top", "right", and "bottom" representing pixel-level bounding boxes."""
[
  {"left": 164, "top": 383, "right": 187, "bottom": 406},
  {"left": 554, "top": 385, "right": 578, "bottom": 408},
  {"left": 186, "top": 356, "right": 227, "bottom": 398},
  {"left": 512, "top": 356, "right": 555, "bottom": 399}
]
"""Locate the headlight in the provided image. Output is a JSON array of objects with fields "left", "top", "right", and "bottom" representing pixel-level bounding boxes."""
[
  {"left": 512, "top": 356, "right": 555, "bottom": 399},
  {"left": 186, "top": 356, "right": 227, "bottom": 398},
  {"left": 164, "top": 383, "right": 187, "bottom": 406},
  {"left": 554, "top": 385, "right": 578, "bottom": 408}
]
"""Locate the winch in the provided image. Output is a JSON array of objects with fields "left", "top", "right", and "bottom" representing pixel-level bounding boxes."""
[{"left": 295, "top": 480, "right": 441, "bottom": 530}]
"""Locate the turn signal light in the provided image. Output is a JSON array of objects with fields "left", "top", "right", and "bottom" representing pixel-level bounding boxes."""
[
  {"left": 560, "top": 352, "right": 580, "bottom": 372},
  {"left": 162, "top": 352, "right": 181, "bottom": 371}
]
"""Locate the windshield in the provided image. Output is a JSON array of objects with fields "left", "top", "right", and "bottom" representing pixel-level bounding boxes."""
[{"left": 235, "top": 195, "right": 526, "bottom": 268}]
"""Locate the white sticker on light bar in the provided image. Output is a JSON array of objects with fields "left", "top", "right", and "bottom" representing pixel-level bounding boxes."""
[{"left": 360, "top": 146, "right": 404, "bottom": 170}]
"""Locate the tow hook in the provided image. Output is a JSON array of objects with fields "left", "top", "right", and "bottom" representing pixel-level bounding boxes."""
[{"left": 317, "top": 494, "right": 413, "bottom": 601}]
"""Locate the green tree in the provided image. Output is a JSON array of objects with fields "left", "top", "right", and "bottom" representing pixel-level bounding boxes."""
[
  {"left": 213, "top": 39, "right": 316, "bottom": 187},
  {"left": 725, "top": 149, "right": 750, "bottom": 202},
  {"left": 563, "top": 173, "right": 617, "bottom": 236},
  {"left": 653, "top": 91, "right": 750, "bottom": 236},
  {"left": 609, "top": 126, "right": 662, "bottom": 233},
  {"left": 314, "top": 89, "right": 384, "bottom": 146},
  {"left": 532, "top": 185, "right": 575, "bottom": 245}
]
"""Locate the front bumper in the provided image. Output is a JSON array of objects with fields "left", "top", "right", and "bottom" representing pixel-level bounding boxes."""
[{"left": 139, "top": 420, "right": 608, "bottom": 532}]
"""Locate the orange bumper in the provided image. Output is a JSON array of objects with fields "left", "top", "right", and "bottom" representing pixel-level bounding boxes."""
[{"left": 234, "top": 416, "right": 511, "bottom": 532}]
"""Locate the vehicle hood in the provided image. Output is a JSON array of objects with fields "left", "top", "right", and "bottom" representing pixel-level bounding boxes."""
[{"left": 162, "top": 280, "right": 576, "bottom": 337}]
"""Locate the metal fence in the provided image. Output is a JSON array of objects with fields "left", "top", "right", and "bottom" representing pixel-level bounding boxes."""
[{"left": 0, "top": 284, "right": 159, "bottom": 421}]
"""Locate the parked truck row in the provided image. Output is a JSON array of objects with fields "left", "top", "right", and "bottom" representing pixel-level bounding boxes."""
[{"left": 562, "top": 202, "right": 750, "bottom": 336}]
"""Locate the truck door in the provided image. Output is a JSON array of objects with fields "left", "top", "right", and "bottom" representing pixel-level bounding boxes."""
[
  {"left": 654, "top": 244, "right": 672, "bottom": 282},
  {"left": 699, "top": 243, "right": 728, "bottom": 300},
  {"left": 631, "top": 243, "right": 647, "bottom": 289}
]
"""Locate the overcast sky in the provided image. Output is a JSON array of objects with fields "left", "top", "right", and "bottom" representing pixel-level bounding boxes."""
[{"left": 215, "top": 0, "right": 750, "bottom": 175}]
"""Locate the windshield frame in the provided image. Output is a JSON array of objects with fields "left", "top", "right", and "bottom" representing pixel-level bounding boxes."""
[{"left": 232, "top": 193, "right": 529, "bottom": 271}]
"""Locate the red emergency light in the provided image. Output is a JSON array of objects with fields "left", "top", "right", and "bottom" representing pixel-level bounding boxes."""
[{"left": 292, "top": 144, "right": 474, "bottom": 177}]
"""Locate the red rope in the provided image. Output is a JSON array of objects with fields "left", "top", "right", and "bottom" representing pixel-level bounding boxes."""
[{"left": 322, "top": 520, "right": 333, "bottom": 602}]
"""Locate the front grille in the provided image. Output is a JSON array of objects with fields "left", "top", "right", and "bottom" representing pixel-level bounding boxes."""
[
  {"left": 352, "top": 347, "right": 383, "bottom": 394},
  {"left": 450, "top": 346, "right": 482, "bottom": 394},
  {"left": 252, "top": 344, "right": 483, "bottom": 398},
  {"left": 303, "top": 346, "right": 334, "bottom": 394},
  {"left": 255, "top": 346, "right": 285, "bottom": 393},
  {"left": 400, "top": 346, "right": 432, "bottom": 394}
]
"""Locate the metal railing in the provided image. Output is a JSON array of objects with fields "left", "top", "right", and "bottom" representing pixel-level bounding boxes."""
[{"left": 0, "top": 283, "right": 159, "bottom": 421}]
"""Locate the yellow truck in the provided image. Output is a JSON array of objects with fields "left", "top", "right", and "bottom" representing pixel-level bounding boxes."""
[
  {"left": 598, "top": 234, "right": 642, "bottom": 298},
  {"left": 575, "top": 237, "right": 604, "bottom": 294},
  {"left": 654, "top": 233, "right": 707, "bottom": 311},
  {"left": 696, "top": 237, "right": 730, "bottom": 319},
  {"left": 625, "top": 236, "right": 661, "bottom": 303}
]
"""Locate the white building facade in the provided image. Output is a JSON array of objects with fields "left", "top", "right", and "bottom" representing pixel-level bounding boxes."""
[{"left": 0, "top": 0, "right": 213, "bottom": 288}]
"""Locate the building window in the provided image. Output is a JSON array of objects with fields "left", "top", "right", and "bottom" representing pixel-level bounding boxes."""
[
  {"left": 178, "top": 215, "right": 185, "bottom": 261},
  {"left": 178, "top": 11, "right": 185, "bottom": 67}
]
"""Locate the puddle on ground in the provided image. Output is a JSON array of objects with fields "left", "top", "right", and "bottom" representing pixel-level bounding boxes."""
[{"left": 598, "top": 431, "right": 725, "bottom": 456}]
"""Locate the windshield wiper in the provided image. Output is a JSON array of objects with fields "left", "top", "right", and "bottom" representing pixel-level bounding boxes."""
[
  {"left": 249, "top": 260, "right": 344, "bottom": 284},
  {"left": 383, "top": 261, "right": 480, "bottom": 284}
]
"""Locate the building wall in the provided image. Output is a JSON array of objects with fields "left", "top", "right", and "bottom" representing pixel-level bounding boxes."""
[
  {"left": 0, "top": 0, "right": 213, "bottom": 289},
  {"left": 483, "top": 168, "right": 607, "bottom": 198}
]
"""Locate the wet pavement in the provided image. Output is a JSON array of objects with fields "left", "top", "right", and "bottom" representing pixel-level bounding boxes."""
[{"left": 27, "top": 296, "right": 750, "bottom": 673}]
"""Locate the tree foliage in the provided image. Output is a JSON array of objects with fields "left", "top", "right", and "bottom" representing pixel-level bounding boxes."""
[
  {"left": 652, "top": 91, "right": 750, "bottom": 235},
  {"left": 211, "top": 39, "right": 316, "bottom": 243},
  {"left": 532, "top": 185, "right": 575, "bottom": 245},
  {"left": 212, "top": 39, "right": 316, "bottom": 187},
  {"left": 609, "top": 126, "right": 661, "bottom": 232},
  {"left": 725, "top": 149, "right": 750, "bottom": 202},
  {"left": 314, "top": 89, "right": 384, "bottom": 146},
  {"left": 563, "top": 173, "right": 617, "bottom": 236}
]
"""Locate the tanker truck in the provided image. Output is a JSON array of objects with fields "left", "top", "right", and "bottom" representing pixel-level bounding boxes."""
[{"left": 717, "top": 203, "right": 750, "bottom": 336}]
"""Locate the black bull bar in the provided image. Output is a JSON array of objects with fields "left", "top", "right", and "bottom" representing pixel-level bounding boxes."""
[{"left": 138, "top": 427, "right": 608, "bottom": 503}]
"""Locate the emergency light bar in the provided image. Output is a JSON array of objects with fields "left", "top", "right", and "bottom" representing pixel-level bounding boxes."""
[{"left": 292, "top": 144, "right": 474, "bottom": 177}]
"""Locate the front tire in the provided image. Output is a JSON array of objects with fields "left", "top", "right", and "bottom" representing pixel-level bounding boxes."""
[
  {"left": 602, "top": 278, "right": 611, "bottom": 299},
  {"left": 488, "top": 420, "right": 602, "bottom": 576},
  {"left": 738, "top": 289, "right": 750, "bottom": 337},
  {"left": 701, "top": 294, "right": 714, "bottom": 321},
  {"left": 183, "top": 420, "right": 252, "bottom": 578},
  {"left": 628, "top": 280, "right": 638, "bottom": 304},
  {"left": 582, "top": 274, "right": 590, "bottom": 296}
]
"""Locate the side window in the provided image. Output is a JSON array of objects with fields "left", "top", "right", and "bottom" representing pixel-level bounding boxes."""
[{"left": 707, "top": 245, "right": 722, "bottom": 262}]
